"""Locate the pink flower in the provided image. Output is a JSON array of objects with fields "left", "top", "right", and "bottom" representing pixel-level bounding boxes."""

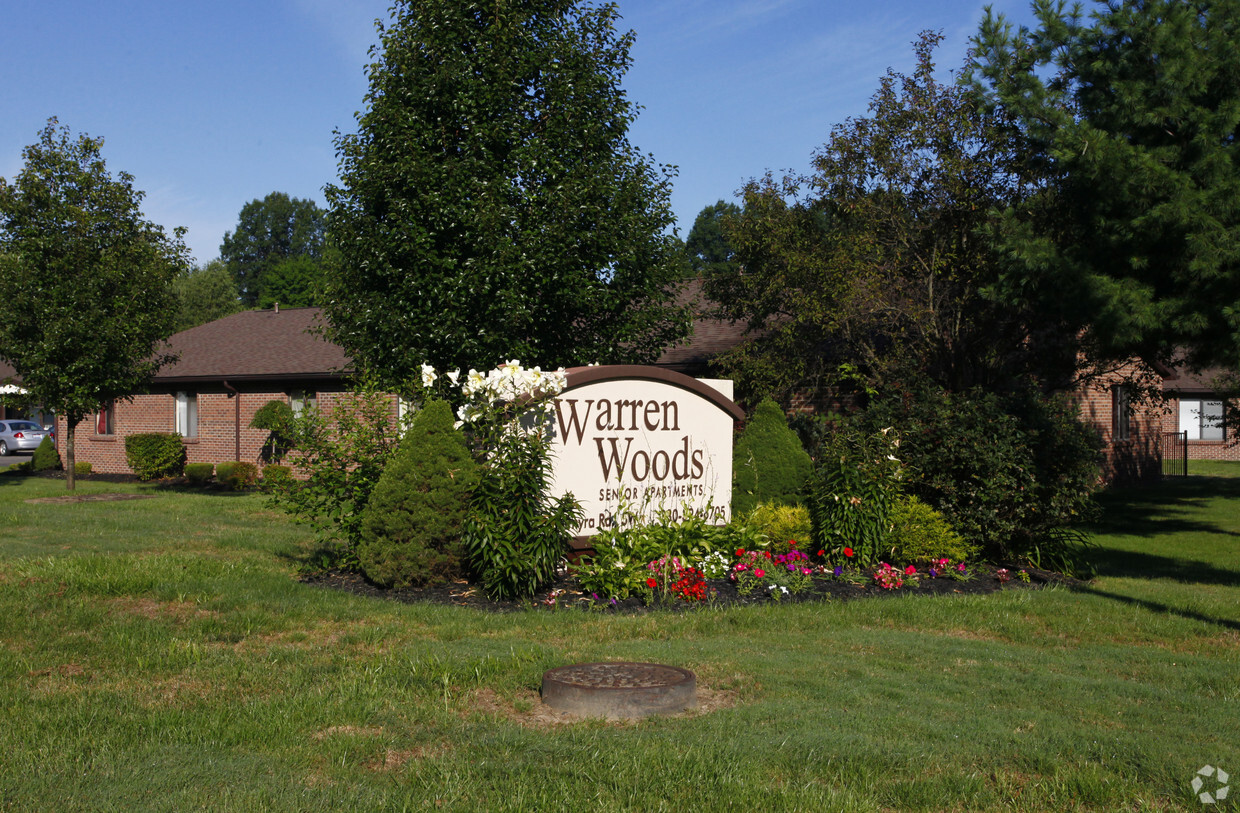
[
  {"left": 754, "top": 568, "right": 766, "bottom": 579},
  {"left": 905, "top": 565, "right": 917, "bottom": 576}
]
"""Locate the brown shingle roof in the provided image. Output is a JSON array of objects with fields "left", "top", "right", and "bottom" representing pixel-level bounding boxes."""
[
  {"left": 155, "top": 307, "right": 351, "bottom": 383},
  {"left": 655, "top": 278, "right": 750, "bottom": 372}
]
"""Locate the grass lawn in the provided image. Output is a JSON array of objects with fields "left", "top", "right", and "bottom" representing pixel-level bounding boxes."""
[{"left": 0, "top": 474, "right": 1236, "bottom": 811}]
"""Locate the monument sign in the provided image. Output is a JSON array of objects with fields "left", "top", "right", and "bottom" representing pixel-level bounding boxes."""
[{"left": 547, "top": 365, "right": 743, "bottom": 541}]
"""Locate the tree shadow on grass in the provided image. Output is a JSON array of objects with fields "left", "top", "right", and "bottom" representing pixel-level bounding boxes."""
[
  {"left": 1088, "top": 476, "right": 1240, "bottom": 539},
  {"left": 1068, "top": 582, "right": 1240, "bottom": 632},
  {"left": 1071, "top": 474, "right": 1240, "bottom": 630},
  {"left": 1086, "top": 547, "right": 1240, "bottom": 587}
]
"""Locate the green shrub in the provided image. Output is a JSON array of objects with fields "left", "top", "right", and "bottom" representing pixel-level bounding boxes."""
[
  {"left": 266, "top": 383, "right": 401, "bottom": 563},
  {"left": 74, "top": 461, "right": 92, "bottom": 476},
  {"left": 745, "top": 502, "right": 812, "bottom": 549},
  {"left": 857, "top": 381, "right": 1101, "bottom": 570},
  {"left": 887, "top": 496, "right": 977, "bottom": 565},
  {"left": 356, "top": 400, "right": 478, "bottom": 588},
  {"left": 216, "top": 461, "right": 259, "bottom": 491},
  {"left": 185, "top": 463, "right": 215, "bottom": 484},
  {"left": 807, "top": 425, "right": 903, "bottom": 567},
  {"left": 462, "top": 424, "right": 582, "bottom": 601},
  {"left": 32, "top": 436, "right": 62, "bottom": 471},
  {"left": 732, "top": 398, "right": 813, "bottom": 516},
  {"left": 123, "top": 433, "right": 187, "bottom": 480},
  {"left": 260, "top": 465, "right": 294, "bottom": 492}
]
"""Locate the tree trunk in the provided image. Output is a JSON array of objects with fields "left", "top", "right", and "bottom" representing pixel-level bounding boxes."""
[{"left": 65, "top": 419, "right": 76, "bottom": 490}]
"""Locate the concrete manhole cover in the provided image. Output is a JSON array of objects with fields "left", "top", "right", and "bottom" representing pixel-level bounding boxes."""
[{"left": 541, "top": 662, "right": 696, "bottom": 719}]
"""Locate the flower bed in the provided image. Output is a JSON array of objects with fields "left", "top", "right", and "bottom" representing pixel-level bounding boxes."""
[{"left": 304, "top": 561, "right": 1077, "bottom": 613}]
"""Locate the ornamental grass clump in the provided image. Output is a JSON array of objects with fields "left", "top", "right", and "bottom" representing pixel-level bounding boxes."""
[{"left": 356, "top": 400, "right": 477, "bottom": 588}]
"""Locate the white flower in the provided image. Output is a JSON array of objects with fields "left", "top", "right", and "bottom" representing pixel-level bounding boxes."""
[
  {"left": 447, "top": 369, "right": 460, "bottom": 386},
  {"left": 420, "top": 363, "right": 437, "bottom": 387}
]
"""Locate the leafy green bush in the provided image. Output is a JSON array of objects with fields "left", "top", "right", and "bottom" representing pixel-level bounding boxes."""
[
  {"left": 807, "top": 425, "right": 903, "bottom": 567},
  {"left": 260, "top": 465, "right": 293, "bottom": 492},
  {"left": 32, "top": 436, "right": 61, "bottom": 471},
  {"left": 216, "top": 461, "right": 259, "bottom": 491},
  {"left": 185, "top": 463, "right": 214, "bottom": 484},
  {"left": 266, "top": 383, "right": 402, "bottom": 563},
  {"left": 858, "top": 381, "right": 1101, "bottom": 570},
  {"left": 73, "top": 461, "right": 92, "bottom": 476},
  {"left": 887, "top": 496, "right": 977, "bottom": 565},
  {"left": 123, "top": 433, "right": 187, "bottom": 480},
  {"left": 732, "top": 398, "right": 813, "bottom": 516},
  {"left": 745, "top": 502, "right": 812, "bottom": 549},
  {"left": 462, "top": 428, "right": 581, "bottom": 600},
  {"left": 356, "top": 401, "right": 478, "bottom": 588}
]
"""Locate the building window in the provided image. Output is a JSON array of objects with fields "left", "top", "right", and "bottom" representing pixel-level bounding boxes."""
[
  {"left": 290, "top": 389, "right": 317, "bottom": 417},
  {"left": 1112, "top": 385, "right": 1130, "bottom": 441},
  {"left": 174, "top": 391, "right": 198, "bottom": 438},
  {"left": 1179, "top": 398, "right": 1224, "bottom": 441},
  {"left": 96, "top": 404, "right": 114, "bottom": 435}
]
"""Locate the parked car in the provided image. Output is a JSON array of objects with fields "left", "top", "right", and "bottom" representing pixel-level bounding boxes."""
[{"left": 0, "top": 420, "right": 54, "bottom": 455}]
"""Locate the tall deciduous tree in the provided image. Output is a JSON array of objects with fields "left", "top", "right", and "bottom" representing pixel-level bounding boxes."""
[
  {"left": 220, "top": 192, "right": 326, "bottom": 307},
  {"left": 172, "top": 259, "right": 242, "bottom": 332},
  {"left": 0, "top": 120, "right": 189, "bottom": 488},
  {"left": 967, "top": 0, "right": 1240, "bottom": 372},
  {"left": 708, "top": 34, "right": 1069, "bottom": 403},
  {"left": 684, "top": 200, "right": 741, "bottom": 278},
  {"left": 323, "top": 0, "right": 690, "bottom": 382}
]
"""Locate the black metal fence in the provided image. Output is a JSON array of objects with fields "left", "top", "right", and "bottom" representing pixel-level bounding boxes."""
[{"left": 1162, "top": 430, "right": 1188, "bottom": 477}]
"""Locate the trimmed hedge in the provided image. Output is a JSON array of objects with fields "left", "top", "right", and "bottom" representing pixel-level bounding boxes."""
[
  {"left": 185, "top": 463, "right": 215, "bottom": 484},
  {"left": 124, "top": 433, "right": 187, "bottom": 480},
  {"left": 216, "top": 461, "right": 259, "bottom": 491}
]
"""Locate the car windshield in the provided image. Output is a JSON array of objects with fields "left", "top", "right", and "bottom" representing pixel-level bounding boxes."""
[{"left": 8, "top": 422, "right": 40, "bottom": 431}]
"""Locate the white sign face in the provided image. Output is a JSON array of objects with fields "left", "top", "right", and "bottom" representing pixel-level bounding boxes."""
[{"left": 547, "top": 367, "right": 741, "bottom": 538}]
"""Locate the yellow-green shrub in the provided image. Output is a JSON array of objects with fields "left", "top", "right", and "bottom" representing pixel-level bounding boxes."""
[
  {"left": 745, "top": 502, "right": 812, "bottom": 550},
  {"left": 887, "top": 496, "right": 977, "bottom": 565}
]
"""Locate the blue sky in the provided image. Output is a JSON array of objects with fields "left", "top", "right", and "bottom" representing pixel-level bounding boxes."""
[{"left": 3, "top": 0, "right": 1037, "bottom": 266}]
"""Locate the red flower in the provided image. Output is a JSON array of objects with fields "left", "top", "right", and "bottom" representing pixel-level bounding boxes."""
[
  {"left": 817, "top": 549, "right": 825, "bottom": 557},
  {"left": 788, "top": 540, "right": 798, "bottom": 548},
  {"left": 735, "top": 548, "right": 745, "bottom": 557},
  {"left": 844, "top": 547, "right": 854, "bottom": 558},
  {"left": 754, "top": 568, "right": 766, "bottom": 579},
  {"left": 646, "top": 577, "right": 658, "bottom": 589}
]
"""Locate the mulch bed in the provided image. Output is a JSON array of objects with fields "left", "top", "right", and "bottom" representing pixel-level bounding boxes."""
[
  {"left": 25, "top": 493, "right": 157, "bottom": 505},
  {"left": 302, "top": 563, "right": 1081, "bottom": 614}
]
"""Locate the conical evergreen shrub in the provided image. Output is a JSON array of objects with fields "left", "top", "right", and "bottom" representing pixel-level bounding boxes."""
[
  {"left": 732, "top": 397, "right": 813, "bottom": 516},
  {"left": 357, "top": 400, "right": 478, "bottom": 588},
  {"left": 32, "top": 436, "right": 62, "bottom": 471}
]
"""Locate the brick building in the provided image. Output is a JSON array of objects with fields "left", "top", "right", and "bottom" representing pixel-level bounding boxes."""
[
  {"left": 1070, "top": 362, "right": 1166, "bottom": 484},
  {"left": 56, "top": 307, "right": 359, "bottom": 473},
  {"left": 1161, "top": 365, "right": 1238, "bottom": 462}
]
